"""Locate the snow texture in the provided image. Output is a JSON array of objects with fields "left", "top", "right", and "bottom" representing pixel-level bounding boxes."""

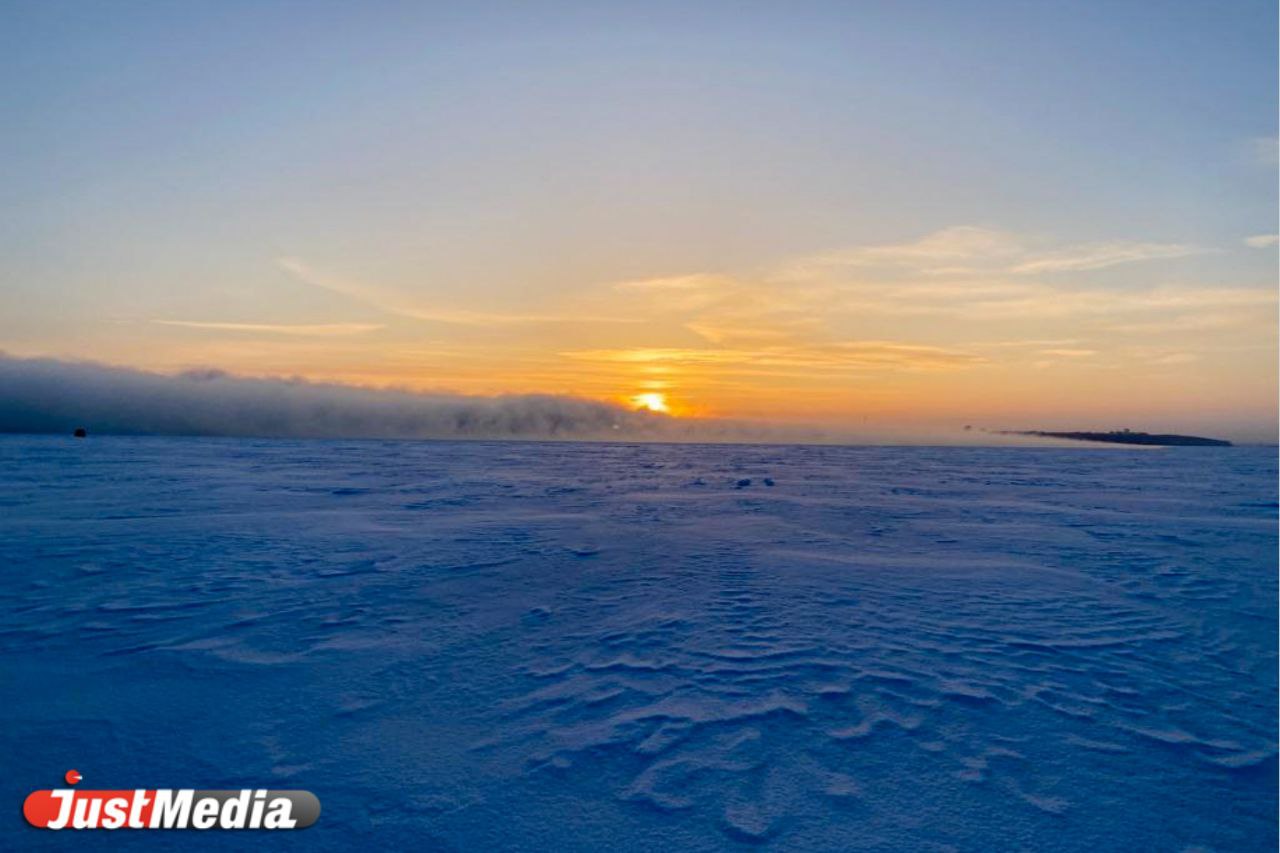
[{"left": 0, "top": 436, "right": 1275, "bottom": 850}]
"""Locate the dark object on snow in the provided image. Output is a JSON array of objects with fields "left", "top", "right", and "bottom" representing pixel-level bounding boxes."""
[
  {"left": 73, "top": 427, "right": 87, "bottom": 438},
  {"left": 735, "top": 478, "right": 752, "bottom": 489},
  {"left": 1006, "top": 429, "right": 1231, "bottom": 447},
  {"left": 763, "top": 478, "right": 775, "bottom": 487}
]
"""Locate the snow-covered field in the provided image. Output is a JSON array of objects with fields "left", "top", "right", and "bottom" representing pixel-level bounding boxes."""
[{"left": 1, "top": 436, "right": 1275, "bottom": 851}]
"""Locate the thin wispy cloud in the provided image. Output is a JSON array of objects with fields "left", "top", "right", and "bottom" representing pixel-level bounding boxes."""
[
  {"left": 154, "top": 320, "right": 384, "bottom": 336},
  {"left": 1102, "top": 311, "right": 1273, "bottom": 336},
  {"left": 780, "top": 227, "right": 1205, "bottom": 277},
  {"left": 277, "top": 258, "right": 637, "bottom": 327},
  {"left": 967, "top": 338, "right": 1083, "bottom": 349},
  {"left": 564, "top": 341, "right": 984, "bottom": 375},
  {"left": 1145, "top": 352, "right": 1199, "bottom": 366},
  {"left": 1007, "top": 241, "right": 1206, "bottom": 274},
  {"left": 1244, "top": 233, "right": 1279, "bottom": 248},
  {"left": 613, "top": 274, "right": 737, "bottom": 292},
  {"left": 782, "top": 227, "right": 1024, "bottom": 277}
]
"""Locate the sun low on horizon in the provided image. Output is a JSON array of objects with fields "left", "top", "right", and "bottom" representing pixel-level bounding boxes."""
[{"left": 630, "top": 392, "right": 671, "bottom": 414}]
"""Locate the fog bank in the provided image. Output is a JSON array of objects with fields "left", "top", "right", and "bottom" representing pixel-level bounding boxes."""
[{"left": 0, "top": 354, "right": 683, "bottom": 441}]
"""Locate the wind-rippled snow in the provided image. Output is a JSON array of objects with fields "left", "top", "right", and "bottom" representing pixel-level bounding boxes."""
[{"left": 1, "top": 436, "right": 1275, "bottom": 850}]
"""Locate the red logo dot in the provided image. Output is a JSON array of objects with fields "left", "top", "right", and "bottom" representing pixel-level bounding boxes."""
[{"left": 64, "top": 769, "right": 81, "bottom": 785}]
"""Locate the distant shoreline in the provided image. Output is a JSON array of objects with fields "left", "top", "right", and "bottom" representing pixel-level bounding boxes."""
[{"left": 1001, "top": 430, "right": 1233, "bottom": 447}]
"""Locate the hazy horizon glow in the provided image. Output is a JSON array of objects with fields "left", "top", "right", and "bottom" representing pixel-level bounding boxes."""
[{"left": 1, "top": 1, "right": 1275, "bottom": 442}]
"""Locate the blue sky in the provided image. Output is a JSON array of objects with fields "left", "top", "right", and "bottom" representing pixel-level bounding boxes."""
[{"left": 0, "top": 1, "right": 1275, "bottom": 437}]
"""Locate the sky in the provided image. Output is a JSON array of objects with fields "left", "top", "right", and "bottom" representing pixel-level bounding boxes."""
[{"left": 1, "top": 0, "right": 1276, "bottom": 441}]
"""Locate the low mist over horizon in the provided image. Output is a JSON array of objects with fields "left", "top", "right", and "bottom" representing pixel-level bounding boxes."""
[{"left": 0, "top": 353, "right": 1269, "bottom": 445}]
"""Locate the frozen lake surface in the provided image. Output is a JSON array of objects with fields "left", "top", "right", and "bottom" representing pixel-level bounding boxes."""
[{"left": 1, "top": 436, "right": 1275, "bottom": 850}]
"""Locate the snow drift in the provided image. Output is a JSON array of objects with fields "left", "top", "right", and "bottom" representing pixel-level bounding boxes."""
[{"left": 0, "top": 437, "right": 1274, "bottom": 849}]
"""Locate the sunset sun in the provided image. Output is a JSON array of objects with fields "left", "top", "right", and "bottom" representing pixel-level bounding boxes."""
[{"left": 631, "top": 392, "right": 670, "bottom": 414}]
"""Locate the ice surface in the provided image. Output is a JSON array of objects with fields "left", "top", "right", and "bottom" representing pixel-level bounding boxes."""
[{"left": 0, "top": 436, "right": 1275, "bottom": 850}]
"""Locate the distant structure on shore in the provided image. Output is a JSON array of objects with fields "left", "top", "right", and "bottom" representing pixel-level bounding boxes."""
[{"left": 1004, "top": 428, "right": 1232, "bottom": 447}]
